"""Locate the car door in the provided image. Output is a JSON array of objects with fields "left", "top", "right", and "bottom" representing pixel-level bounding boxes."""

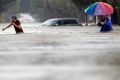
[{"left": 55, "top": 20, "right": 62, "bottom": 26}]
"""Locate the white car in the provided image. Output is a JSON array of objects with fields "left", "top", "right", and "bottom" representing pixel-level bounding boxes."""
[{"left": 41, "top": 18, "right": 82, "bottom": 26}]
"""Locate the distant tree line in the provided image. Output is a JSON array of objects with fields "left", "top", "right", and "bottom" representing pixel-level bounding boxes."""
[
  {"left": 0, "top": 0, "right": 16, "bottom": 12},
  {"left": 0, "top": 0, "right": 120, "bottom": 24},
  {"left": 0, "top": 0, "right": 80, "bottom": 22},
  {"left": 30, "top": 0, "right": 80, "bottom": 21},
  {"left": 0, "top": 0, "right": 16, "bottom": 22}
]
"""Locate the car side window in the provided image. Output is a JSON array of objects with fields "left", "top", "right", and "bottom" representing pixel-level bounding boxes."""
[
  {"left": 63, "top": 20, "right": 78, "bottom": 25},
  {"left": 56, "top": 20, "right": 62, "bottom": 25},
  {"left": 62, "top": 20, "right": 68, "bottom": 25}
]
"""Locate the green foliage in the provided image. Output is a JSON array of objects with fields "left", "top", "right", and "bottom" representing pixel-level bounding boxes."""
[
  {"left": 0, "top": 0, "right": 119, "bottom": 23},
  {"left": 29, "top": 0, "right": 79, "bottom": 21},
  {"left": 0, "top": 0, "right": 16, "bottom": 11},
  {"left": 72, "top": 0, "right": 120, "bottom": 9}
]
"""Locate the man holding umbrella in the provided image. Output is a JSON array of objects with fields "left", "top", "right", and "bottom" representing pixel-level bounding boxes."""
[
  {"left": 98, "top": 15, "right": 113, "bottom": 32},
  {"left": 85, "top": 2, "right": 113, "bottom": 32}
]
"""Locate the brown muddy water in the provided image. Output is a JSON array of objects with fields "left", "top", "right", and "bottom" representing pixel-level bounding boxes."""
[{"left": 0, "top": 23, "right": 120, "bottom": 80}]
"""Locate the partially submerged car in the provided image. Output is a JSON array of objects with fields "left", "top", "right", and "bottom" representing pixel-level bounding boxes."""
[{"left": 41, "top": 18, "right": 82, "bottom": 26}]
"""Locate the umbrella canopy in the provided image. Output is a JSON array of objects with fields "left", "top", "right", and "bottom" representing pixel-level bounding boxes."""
[{"left": 85, "top": 2, "right": 113, "bottom": 16}]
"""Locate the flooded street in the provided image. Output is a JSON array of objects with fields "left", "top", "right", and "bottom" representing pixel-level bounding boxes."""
[{"left": 0, "top": 23, "right": 120, "bottom": 80}]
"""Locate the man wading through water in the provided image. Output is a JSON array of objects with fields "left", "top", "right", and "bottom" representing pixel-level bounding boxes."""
[{"left": 2, "top": 16, "right": 24, "bottom": 34}]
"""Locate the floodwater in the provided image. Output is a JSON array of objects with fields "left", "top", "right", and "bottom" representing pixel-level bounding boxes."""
[{"left": 0, "top": 23, "right": 120, "bottom": 80}]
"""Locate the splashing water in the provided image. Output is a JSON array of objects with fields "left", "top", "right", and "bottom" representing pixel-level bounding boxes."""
[{"left": 18, "top": 13, "right": 36, "bottom": 23}]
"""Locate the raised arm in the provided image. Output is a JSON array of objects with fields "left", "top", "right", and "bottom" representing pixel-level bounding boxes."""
[{"left": 2, "top": 23, "right": 12, "bottom": 31}]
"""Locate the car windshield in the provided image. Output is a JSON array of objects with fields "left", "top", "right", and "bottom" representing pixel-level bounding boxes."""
[{"left": 41, "top": 19, "right": 57, "bottom": 26}]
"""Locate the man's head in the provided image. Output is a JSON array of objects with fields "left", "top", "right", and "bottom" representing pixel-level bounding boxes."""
[
  {"left": 11, "top": 16, "right": 17, "bottom": 22},
  {"left": 100, "top": 15, "right": 107, "bottom": 20}
]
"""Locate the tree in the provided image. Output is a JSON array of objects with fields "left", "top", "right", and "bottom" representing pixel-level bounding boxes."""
[
  {"left": 71, "top": 0, "right": 120, "bottom": 25},
  {"left": 0, "top": 0, "right": 17, "bottom": 22},
  {"left": 0, "top": 0, "right": 16, "bottom": 12},
  {"left": 30, "top": 0, "right": 79, "bottom": 21}
]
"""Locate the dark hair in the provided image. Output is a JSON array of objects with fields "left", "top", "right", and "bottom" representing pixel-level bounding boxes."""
[{"left": 12, "top": 16, "right": 17, "bottom": 19}]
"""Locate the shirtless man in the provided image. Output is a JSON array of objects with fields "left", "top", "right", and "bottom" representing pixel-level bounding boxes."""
[{"left": 2, "top": 16, "right": 24, "bottom": 34}]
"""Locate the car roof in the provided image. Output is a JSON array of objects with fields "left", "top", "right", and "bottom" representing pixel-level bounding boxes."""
[{"left": 49, "top": 18, "right": 77, "bottom": 21}]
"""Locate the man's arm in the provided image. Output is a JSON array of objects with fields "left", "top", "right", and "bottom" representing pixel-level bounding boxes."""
[
  {"left": 2, "top": 23, "right": 12, "bottom": 31},
  {"left": 12, "top": 23, "right": 22, "bottom": 29}
]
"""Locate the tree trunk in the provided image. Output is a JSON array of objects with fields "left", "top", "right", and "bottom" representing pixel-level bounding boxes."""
[
  {"left": 111, "top": 8, "right": 118, "bottom": 24},
  {"left": 118, "top": 9, "right": 120, "bottom": 25}
]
